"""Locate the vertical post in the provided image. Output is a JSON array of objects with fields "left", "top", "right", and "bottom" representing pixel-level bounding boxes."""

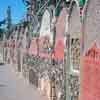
[
  {"left": 64, "top": 34, "right": 71, "bottom": 100},
  {"left": 80, "top": 7, "right": 84, "bottom": 55},
  {"left": 50, "top": 73, "right": 57, "bottom": 100},
  {"left": 64, "top": 14, "right": 71, "bottom": 100},
  {"left": 3, "top": 33, "right": 5, "bottom": 62}
]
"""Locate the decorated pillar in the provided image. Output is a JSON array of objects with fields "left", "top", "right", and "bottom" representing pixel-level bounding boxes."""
[{"left": 67, "top": 0, "right": 81, "bottom": 100}]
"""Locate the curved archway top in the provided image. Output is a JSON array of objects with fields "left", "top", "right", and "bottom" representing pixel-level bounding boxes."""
[
  {"left": 39, "top": 9, "right": 53, "bottom": 44},
  {"left": 40, "top": 9, "right": 51, "bottom": 35},
  {"left": 68, "top": 0, "right": 81, "bottom": 36},
  {"left": 69, "top": 0, "right": 80, "bottom": 18},
  {"left": 56, "top": 7, "right": 69, "bottom": 36}
]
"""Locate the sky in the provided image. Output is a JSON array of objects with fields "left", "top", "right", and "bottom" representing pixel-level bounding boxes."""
[{"left": 0, "top": 0, "right": 26, "bottom": 24}]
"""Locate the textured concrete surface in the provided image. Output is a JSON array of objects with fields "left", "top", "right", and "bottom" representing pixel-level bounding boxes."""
[{"left": 0, "top": 64, "right": 48, "bottom": 100}]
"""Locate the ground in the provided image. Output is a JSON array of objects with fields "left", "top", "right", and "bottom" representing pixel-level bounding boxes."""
[{"left": 0, "top": 63, "right": 48, "bottom": 100}]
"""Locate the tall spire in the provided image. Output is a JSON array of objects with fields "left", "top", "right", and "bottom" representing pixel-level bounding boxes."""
[
  {"left": 6, "top": 6, "right": 12, "bottom": 38},
  {"left": 6, "top": 6, "right": 12, "bottom": 30}
]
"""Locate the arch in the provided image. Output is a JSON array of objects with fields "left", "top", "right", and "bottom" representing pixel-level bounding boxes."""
[
  {"left": 39, "top": 7, "right": 54, "bottom": 45},
  {"left": 53, "top": 7, "right": 68, "bottom": 61}
]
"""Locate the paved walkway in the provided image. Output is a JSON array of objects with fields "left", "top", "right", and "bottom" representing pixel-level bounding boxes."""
[{"left": 0, "top": 64, "right": 48, "bottom": 100}]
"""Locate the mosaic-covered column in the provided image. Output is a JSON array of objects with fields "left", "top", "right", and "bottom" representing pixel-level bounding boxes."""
[{"left": 67, "top": 0, "right": 81, "bottom": 100}]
